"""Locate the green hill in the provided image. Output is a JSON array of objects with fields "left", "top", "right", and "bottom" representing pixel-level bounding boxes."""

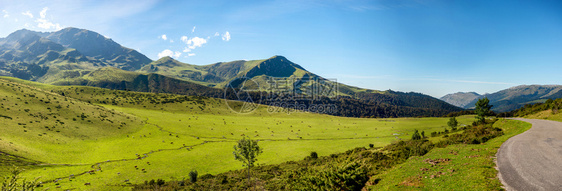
[{"left": 0, "top": 77, "right": 144, "bottom": 164}]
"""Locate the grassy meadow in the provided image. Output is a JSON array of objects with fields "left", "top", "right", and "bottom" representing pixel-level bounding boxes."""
[
  {"left": 367, "top": 119, "right": 531, "bottom": 190},
  {"left": 525, "top": 110, "right": 562, "bottom": 122},
  {"left": 0, "top": 77, "right": 475, "bottom": 190}
]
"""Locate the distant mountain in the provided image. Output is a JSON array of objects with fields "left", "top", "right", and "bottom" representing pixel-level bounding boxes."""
[
  {"left": 0, "top": 27, "right": 463, "bottom": 118},
  {"left": 0, "top": 29, "right": 94, "bottom": 81},
  {"left": 440, "top": 92, "right": 481, "bottom": 108},
  {"left": 43, "top": 28, "right": 151, "bottom": 70},
  {"left": 0, "top": 27, "right": 151, "bottom": 77},
  {"left": 139, "top": 56, "right": 462, "bottom": 116},
  {"left": 441, "top": 85, "right": 562, "bottom": 112}
]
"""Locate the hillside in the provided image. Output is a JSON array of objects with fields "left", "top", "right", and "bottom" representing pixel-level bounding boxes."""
[
  {"left": 0, "top": 77, "right": 144, "bottom": 164},
  {"left": 499, "top": 97, "right": 562, "bottom": 121},
  {"left": 441, "top": 85, "right": 562, "bottom": 112},
  {"left": 139, "top": 56, "right": 463, "bottom": 117},
  {"left": 139, "top": 55, "right": 310, "bottom": 89},
  {"left": 0, "top": 76, "right": 474, "bottom": 190}
]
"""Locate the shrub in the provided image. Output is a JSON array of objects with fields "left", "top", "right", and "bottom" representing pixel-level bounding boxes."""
[
  {"left": 411, "top": 129, "right": 421, "bottom": 140},
  {"left": 430, "top": 132, "right": 437, "bottom": 137},
  {"left": 1, "top": 167, "right": 41, "bottom": 191},
  {"left": 156, "top": 179, "right": 165, "bottom": 186},
  {"left": 447, "top": 117, "right": 458, "bottom": 129},
  {"left": 289, "top": 162, "right": 368, "bottom": 191},
  {"left": 310, "top": 151, "right": 318, "bottom": 159},
  {"left": 189, "top": 170, "right": 198, "bottom": 183}
]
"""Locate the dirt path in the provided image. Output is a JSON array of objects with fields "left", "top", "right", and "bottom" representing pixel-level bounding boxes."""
[{"left": 497, "top": 118, "right": 562, "bottom": 191}]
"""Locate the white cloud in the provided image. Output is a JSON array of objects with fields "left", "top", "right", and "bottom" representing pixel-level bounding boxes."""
[
  {"left": 182, "top": 47, "right": 191, "bottom": 53},
  {"left": 35, "top": 7, "right": 62, "bottom": 30},
  {"left": 22, "top": 11, "right": 33, "bottom": 18},
  {"left": 40, "top": 7, "right": 48, "bottom": 18},
  {"left": 222, "top": 31, "right": 231, "bottom": 41},
  {"left": 157, "top": 49, "right": 181, "bottom": 59},
  {"left": 192, "top": 26, "right": 196, "bottom": 33},
  {"left": 188, "top": 53, "right": 196, "bottom": 57},
  {"left": 187, "top": 37, "right": 207, "bottom": 49},
  {"left": 181, "top": 36, "right": 188, "bottom": 43},
  {"left": 160, "top": 34, "right": 167, "bottom": 40},
  {"left": 3, "top": 10, "right": 9, "bottom": 18},
  {"left": 214, "top": 32, "right": 219, "bottom": 37}
]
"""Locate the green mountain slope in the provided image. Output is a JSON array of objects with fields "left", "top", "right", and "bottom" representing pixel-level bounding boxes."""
[
  {"left": 0, "top": 76, "right": 144, "bottom": 162},
  {"left": 138, "top": 55, "right": 306, "bottom": 88}
]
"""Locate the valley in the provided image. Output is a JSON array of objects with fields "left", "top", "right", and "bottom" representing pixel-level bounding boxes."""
[
  {"left": 0, "top": 76, "right": 476, "bottom": 190},
  {"left": 0, "top": 20, "right": 559, "bottom": 190}
]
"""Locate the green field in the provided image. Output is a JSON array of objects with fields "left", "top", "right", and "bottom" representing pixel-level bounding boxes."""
[
  {"left": 367, "top": 119, "right": 531, "bottom": 190},
  {"left": 0, "top": 77, "right": 475, "bottom": 190},
  {"left": 525, "top": 110, "right": 562, "bottom": 122}
]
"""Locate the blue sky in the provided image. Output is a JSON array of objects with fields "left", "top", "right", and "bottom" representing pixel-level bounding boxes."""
[{"left": 1, "top": 0, "right": 561, "bottom": 97}]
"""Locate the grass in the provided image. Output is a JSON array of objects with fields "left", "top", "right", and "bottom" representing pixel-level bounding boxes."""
[
  {"left": 525, "top": 110, "right": 562, "bottom": 122},
  {"left": 0, "top": 76, "right": 478, "bottom": 190},
  {"left": 366, "top": 119, "right": 531, "bottom": 190}
]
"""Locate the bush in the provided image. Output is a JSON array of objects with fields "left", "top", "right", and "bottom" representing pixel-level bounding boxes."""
[
  {"left": 310, "top": 151, "right": 318, "bottom": 159},
  {"left": 156, "top": 179, "right": 165, "bottom": 186},
  {"left": 1, "top": 167, "right": 41, "bottom": 191},
  {"left": 411, "top": 129, "right": 421, "bottom": 140},
  {"left": 189, "top": 170, "right": 198, "bottom": 183},
  {"left": 289, "top": 162, "right": 368, "bottom": 191},
  {"left": 430, "top": 132, "right": 437, "bottom": 137}
]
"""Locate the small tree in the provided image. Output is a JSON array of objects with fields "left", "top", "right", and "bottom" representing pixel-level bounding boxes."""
[
  {"left": 421, "top": 131, "right": 425, "bottom": 138},
  {"left": 233, "top": 137, "right": 263, "bottom": 187},
  {"left": 310, "top": 151, "right": 318, "bottom": 159},
  {"left": 411, "top": 129, "right": 421, "bottom": 140},
  {"left": 475, "top": 97, "right": 493, "bottom": 123},
  {"left": 189, "top": 170, "right": 198, "bottom": 183},
  {"left": 448, "top": 117, "right": 458, "bottom": 130}
]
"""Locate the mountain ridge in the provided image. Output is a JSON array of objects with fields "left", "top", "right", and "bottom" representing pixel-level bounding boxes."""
[
  {"left": 0, "top": 27, "right": 463, "bottom": 117},
  {"left": 441, "top": 85, "right": 562, "bottom": 112}
]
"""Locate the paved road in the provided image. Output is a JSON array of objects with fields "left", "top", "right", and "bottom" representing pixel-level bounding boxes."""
[{"left": 497, "top": 118, "right": 562, "bottom": 191}]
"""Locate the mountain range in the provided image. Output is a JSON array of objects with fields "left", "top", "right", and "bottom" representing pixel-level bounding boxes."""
[
  {"left": 440, "top": 85, "right": 562, "bottom": 112},
  {"left": 1, "top": 27, "right": 465, "bottom": 117}
]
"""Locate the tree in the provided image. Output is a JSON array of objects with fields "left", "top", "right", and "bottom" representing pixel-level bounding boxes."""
[
  {"left": 448, "top": 117, "right": 458, "bottom": 129},
  {"left": 233, "top": 137, "right": 263, "bottom": 187},
  {"left": 411, "top": 129, "right": 421, "bottom": 140},
  {"left": 475, "top": 97, "right": 493, "bottom": 123},
  {"left": 421, "top": 131, "right": 426, "bottom": 138},
  {"left": 189, "top": 170, "right": 198, "bottom": 183},
  {"left": 310, "top": 151, "right": 318, "bottom": 159}
]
